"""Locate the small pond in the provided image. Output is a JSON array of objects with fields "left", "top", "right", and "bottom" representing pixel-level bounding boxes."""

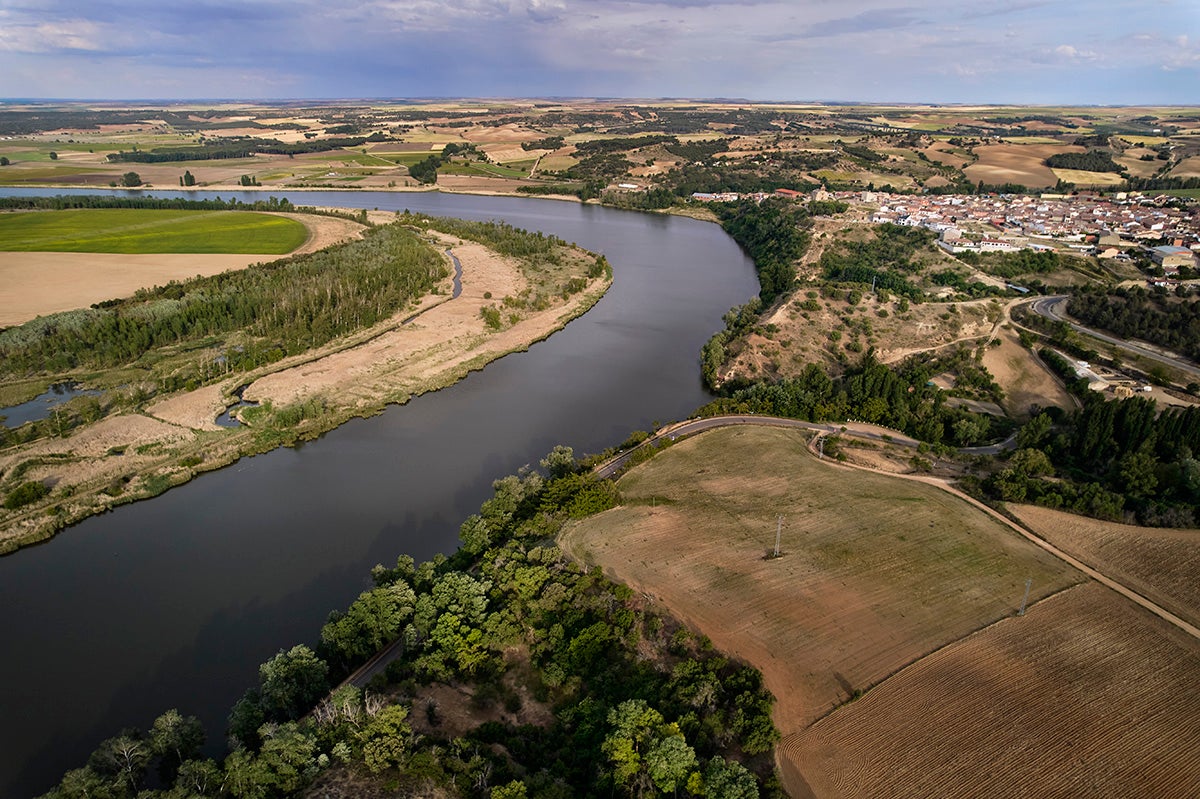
[{"left": 0, "top": 382, "right": 103, "bottom": 428}]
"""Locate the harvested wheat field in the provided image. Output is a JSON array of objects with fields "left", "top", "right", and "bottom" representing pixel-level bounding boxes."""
[
  {"left": 1170, "top": 156, "right": 1200, "bottom": 178},
  {"left": 0, "top": 213, "right": 365, "bottom": 327},
  {"left": 964, "top": 143, "right": 1080, "bottom": 188},
  {"left": 560, "top": 426, "right": 1080, "bottom": 738},
  {"left": 1008, "top": 503, "right": 1200, "bottom": 628},
  {"left": 783, "top": 582, "right": 1200, "bottom": 799},
  {"left": 981, "top": 326, "right": 1074, "bottom": 417}
]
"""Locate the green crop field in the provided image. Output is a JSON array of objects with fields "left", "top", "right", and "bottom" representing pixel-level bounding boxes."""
[{"left": 0, "top": 209, "right": 308, "bottom": 254}]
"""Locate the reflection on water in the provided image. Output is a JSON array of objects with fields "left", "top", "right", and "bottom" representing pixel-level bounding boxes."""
[
  {"left": 1, "top": 382, "right": 103, "bottom": 428},
  {"left": 0, "top": 187, "right": 758, "bottom": 799}
]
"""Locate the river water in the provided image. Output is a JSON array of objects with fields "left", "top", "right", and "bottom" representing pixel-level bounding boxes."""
[{"left": 0, "top": 189, "right": 757, "bottom": 798}]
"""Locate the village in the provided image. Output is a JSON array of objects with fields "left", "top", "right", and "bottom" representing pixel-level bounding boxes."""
[{"left": 690, "top": 187, "right": 1200, "bottom": 280}]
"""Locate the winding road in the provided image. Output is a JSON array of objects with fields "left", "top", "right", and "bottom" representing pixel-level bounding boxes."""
[
  {"left": 335, "top": 412, "right": 1196, "bottom": 699},
  {"left": 1027, "top": 294, "right": 1200, "bottom": 380},
  {"left": 596, "top": 414, "right": 1200, "bottom": 643}
]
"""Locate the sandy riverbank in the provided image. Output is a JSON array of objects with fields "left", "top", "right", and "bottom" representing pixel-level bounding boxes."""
[{"left": 0, "top": 222, "right": 611, "bottom": 554}]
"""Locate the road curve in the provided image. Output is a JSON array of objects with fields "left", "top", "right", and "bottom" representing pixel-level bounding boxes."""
[
  {"left": 332, "top": 413, "right": 1196, "bottom": 701},
  {"left": 599, "top": 415, "right": 1200, "bottom": 643},
  {"left": 1027, "top": 295, "right": 1200, "bottom": 380},
  {"left": 594, "top": 414, "right": 1014, "bottom": 479}
]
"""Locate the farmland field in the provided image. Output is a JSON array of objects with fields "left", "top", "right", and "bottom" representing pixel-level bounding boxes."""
[
  {"left": 1051, "top": 167, "right": 1127, "bottom": 186},
  {"left": 963, "top": 143, "right": 1079, "bottom": 188},
  {"left": 0, "top": 209, "right": 308, "bottom": 254},
  {"left": 980, "top": 326, "right": 1074, "bottom": 418},
  {"left": 560, "top": 426, "right": 1080, "bottom": 736},
  {"left": 783, "top": 582, "right": 1200, "bottom": 798},
  {"left": 1008, "top": 503, "right": 1200, "bottom": 628}
]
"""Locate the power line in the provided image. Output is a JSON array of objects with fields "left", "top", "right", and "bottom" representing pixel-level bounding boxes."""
[{"left": 1018, "top": 578, "right": 1032, "bottom": 616}]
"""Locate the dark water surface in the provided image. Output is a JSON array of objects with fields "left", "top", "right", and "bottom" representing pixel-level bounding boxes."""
[
  {"left": 0, "top": 382, "right": 103, "bottom": 428},
  {"left": 0, "top": 189, "right": 757, "bottom": 798}
]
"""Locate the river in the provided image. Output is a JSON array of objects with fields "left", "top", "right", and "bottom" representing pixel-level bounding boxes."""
[{"left": 0, "top": 189, "right": 758, "bottom": 798}]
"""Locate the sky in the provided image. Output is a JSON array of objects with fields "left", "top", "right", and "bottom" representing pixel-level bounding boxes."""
[{"left": 0, "top": 0, "right": 1197, "bottom": 104}]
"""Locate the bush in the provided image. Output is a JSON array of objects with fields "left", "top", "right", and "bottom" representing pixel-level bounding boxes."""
[{"left": 5, "top": 480, "right": 49, "bottom": 509}]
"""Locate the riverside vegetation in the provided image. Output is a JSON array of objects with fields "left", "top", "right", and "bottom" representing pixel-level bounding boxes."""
[
  {"left": 40, "top": 448, "right": 781, "bottom": 799},
  {"left": 0, "top": 199, "right": 612, "bottom": 552}
]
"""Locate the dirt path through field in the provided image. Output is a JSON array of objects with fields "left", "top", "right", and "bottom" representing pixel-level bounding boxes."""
[{"left": 804, "top": 436, "right": 1200, "bottom": 642}]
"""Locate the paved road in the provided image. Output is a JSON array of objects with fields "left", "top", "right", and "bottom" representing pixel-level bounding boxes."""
[
  {"left": 331, "top": 412, "right": 1194, "bottom": 700},
  {"left": 601, "top": 415, "right": 1200, "bottom": 643},
  {"left": 1027, "top": 295, "right": 1200, "bottom": 380},
  {"left": 595, "top": 414, "right": 1017, "bottom": 479}
]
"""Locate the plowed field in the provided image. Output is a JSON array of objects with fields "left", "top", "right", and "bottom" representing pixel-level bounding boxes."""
[
  {"left": 964, "top": 143, "right": 1080, "bottom": 188},
  {"left": 1008, "top": 503, "right": 1200, "bottom": 628},
  {"left": 560, "top": 426, "right": 1079, "bottom": 734},
  {"left": 783, "top": 582, "right": 1200, "bottom": 798}
]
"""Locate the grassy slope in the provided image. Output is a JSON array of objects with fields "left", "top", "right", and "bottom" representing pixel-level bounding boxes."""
[
  {"left": 0, "top": 209, "right": 308, "bottom": 254},
  {"left": 561, "top": 425, "right": 1079, "bottom": 733}
]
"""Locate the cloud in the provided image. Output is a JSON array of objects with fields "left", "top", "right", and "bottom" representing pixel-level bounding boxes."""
[
  {"left": 0, "top": 0, "right": 1196, "bottom": 102},
  {"left": 802, "top": 7, "right": 922, "bottom": 38},
  {"left": 1053, "top": 44, "right": 1098, "bottom": 60},
  {"left": 0, "top": 18, "right": 109, "bottom": 53}
]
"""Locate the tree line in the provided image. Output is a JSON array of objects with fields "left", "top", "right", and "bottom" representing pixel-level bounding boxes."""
[
  {"left": 0, "top": 224, "right": 446, "bottom": 378},
  {"left": 1044, "top": 150, "right": 1125, "bottom": 174},
  {"left": 979, "top": 396, "right": 1200, "bottom": 527},
  {"left": 1067, "top": 285, "right": 1200, "bottom": 362},
  {"left": 713, "top": 197, "right": 812, "bottom": 306},
  {"left": 703, "top": 353, "right": 1009, "bottom": 449},
  {"left": 105, "top": 134, "right": 391, "bottom": 163},
  {"left": 40, "top": 447, "right": 781, "bottom": 798}
]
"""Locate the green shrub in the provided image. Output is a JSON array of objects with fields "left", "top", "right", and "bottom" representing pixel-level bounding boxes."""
[{"left": 4, "top": 480, "right": 48, "bottom": 509}]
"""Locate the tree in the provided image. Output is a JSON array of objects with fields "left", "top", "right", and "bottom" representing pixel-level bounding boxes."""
[
  {"left": 320, "top": 581, "right": 416, "bottom": 663},
  {"left": 1016, "top": 412, "right": 1053, "bottom": 450},
  {"left": 644, "top": 733, "right": 697, "bottom": 794},
  {"left": 182, "top": 170, "right": 196, "bottom": 186},
  {"left": 0, "top": 156, "right": 9, "bottom": 166},
  {"left": 224, "top": 722, "right": 317, "bottom": 799},
  {"left": 357, "top": 704, "right": 412, "bottom": 773},
  {"left": 258, "top": 645, "right": 330, "bottom": 721},
  {"left": 121, "top": 171, "right": 143, "bottom": 187},
  {"left": 1116, "top": 450, "right": 1158, "bottom": 499},
  {"left": 49, "top": 151, "right": 58, "bottom": 160},
  {"left": 150, "top": 709, "right": 205, "bottom": 780},
  {"left": 87, "top": 731, "right": 151, "bottom": 795},
  {"left": 170, "top": 758, "right": 225, "bottom": 798},
  {"left": 697, "top": 757, "right": 759, "bottom": 799},
  {"left": 4, "top": 479, "right": 48, "bottom": 509},
  {"left": 492, "top": 781, "right": 528, "bottom": 799},
  {"left": 603, "top": 699, "right": 697, "bottom": 797},
  {"left": 540, "top": 444, "right": 578, "bottom": 479},
  {"left": 458, "top": 514, "right": 492, "bottom": 555}
]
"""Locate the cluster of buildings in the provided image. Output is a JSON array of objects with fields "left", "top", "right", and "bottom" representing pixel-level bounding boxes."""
[
  {"left": 858, "top": 191, "right": 1199, "bottom": 268},
  {"left": 686, "top": 186, "right": 1200, "bottom": 278}
]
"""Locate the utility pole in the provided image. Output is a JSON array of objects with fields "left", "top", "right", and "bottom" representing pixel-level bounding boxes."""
[
  {"left": 773, "top": 515, "right": 783, "bottom": 558},
  {"left": 1018, "top": 578, "right": 1032, "bottom": 616}
]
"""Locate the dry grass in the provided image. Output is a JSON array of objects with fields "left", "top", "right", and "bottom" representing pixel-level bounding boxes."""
[
  {"left": 1051, "top": 168, "right": 1127, "bottom": 186},
  {"left": 782, "top": 582, "right": 1200, "bottom": 799},
  {"left": 981, "top": 326, "right": 1074, "bottom": 418},
  {"left": 560, "top": 426, "right": 1080, "bottom": 737},
  {"left": 964, "top": 143, "right": 1080, "bottom": 188},
  {"left": 1169, "top": 156, "right": 1200, "bottom": 178},
  {"left": 724, "top": 289, "right": 999, "bottom": 383},
  {"left": 0, "top": 213, "right": 366, "bottom": 326},
  {"left": 1007, "top": 503, "right": 1200, "bottom": 628}
]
